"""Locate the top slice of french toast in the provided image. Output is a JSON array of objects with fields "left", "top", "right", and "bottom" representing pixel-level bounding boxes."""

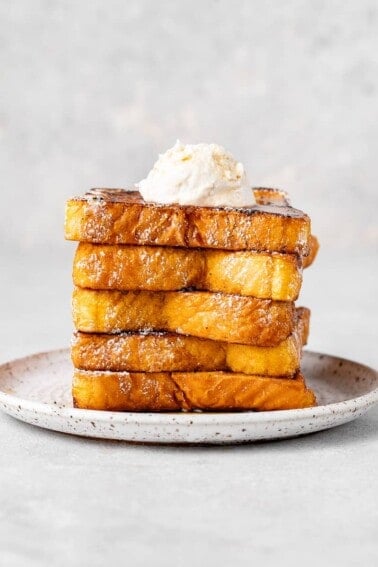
[{"left": 65, "top": 187, "right": 311, "bottom": 254}]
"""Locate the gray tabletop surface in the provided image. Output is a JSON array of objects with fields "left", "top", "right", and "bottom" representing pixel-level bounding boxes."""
[{"left": 1, "top": 250, "right": 377, "bottom": 567}]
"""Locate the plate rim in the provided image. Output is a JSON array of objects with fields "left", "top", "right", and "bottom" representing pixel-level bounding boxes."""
[{"left": 0, "top": 348, "right": 377, "bottom": 427}]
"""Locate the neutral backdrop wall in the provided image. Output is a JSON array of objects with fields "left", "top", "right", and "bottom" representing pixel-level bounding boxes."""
[{"left": 1, "top": 0, "right": 377, "bottom": 365}]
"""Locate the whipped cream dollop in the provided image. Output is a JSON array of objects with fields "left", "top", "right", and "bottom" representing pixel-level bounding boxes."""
[{"left": 137, "top": 141, "right": 255, "bottom": 207}]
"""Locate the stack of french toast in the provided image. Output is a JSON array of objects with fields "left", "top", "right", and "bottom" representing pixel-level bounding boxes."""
[{"left": 65, "top": 187, "right": 318, "bottom": 412}]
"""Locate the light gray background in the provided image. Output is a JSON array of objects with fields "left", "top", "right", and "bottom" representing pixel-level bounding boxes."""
[{"left": 0, "top": 1, "right": 377, "bottom": 566}]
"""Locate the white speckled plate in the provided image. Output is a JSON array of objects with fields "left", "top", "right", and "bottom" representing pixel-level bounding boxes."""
[{"left": 0, "top": 349, "right": 377, "bottom": 444}]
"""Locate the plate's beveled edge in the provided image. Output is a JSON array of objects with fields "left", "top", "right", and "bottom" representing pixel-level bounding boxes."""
[{"left": 0, "top": 349, "right": 377, "bottom": 430}]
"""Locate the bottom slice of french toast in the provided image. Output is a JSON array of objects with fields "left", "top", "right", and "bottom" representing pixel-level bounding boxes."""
[{"left": 72, "top": 369, "right": 316, "bottom": 412}]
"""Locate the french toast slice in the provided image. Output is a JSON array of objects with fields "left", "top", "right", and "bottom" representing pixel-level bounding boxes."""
[
  {"left": 72, "top": 369, "right": 316, "bottom": 411},
  {"left": 73, "top": 243, "right": 303, "bottom": 300},
  {"left": 65, "top": 188, "right": 311, "bottom": 254},
  {"left": 72, "top": 308, "right": 309, "bottom": 375},
  {"left": 72, "top": 287, "right": 295, "bottom": 346},
  {"left": 303, "top": 235, "right": 319, "bottom": 268}
]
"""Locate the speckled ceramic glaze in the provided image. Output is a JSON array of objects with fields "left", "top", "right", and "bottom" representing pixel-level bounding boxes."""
[{"left": 0, "top": 349, "right": 377, "bottom": 444}]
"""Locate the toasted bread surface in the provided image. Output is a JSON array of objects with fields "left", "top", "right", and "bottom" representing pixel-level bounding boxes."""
[
  {"left": 73, "top": 242, "right": 303, "bottom": 300},
  {"left": 303, "top": 235, "right": 319, "bottom": 268},
  {"left": 65, "top": 188, "right": 311, "bottom": 254},
  {"left": 72, "top": 369, "right": 316, "bottom": 411},
  {"left": 72, "top": 308, "right": 309, "bottom": 375},
  {"left": 72, "top": 287, "right": 295, "bottom": 346}
]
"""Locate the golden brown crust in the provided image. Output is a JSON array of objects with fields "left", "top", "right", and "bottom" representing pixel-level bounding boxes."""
[
  {"left": 71, "top": 308, "right": 309, "bottom": 375},
  {"left": 303, "top": 235, "right": 319, "bottom": 269},
  {"left": 72, "top": 287, "right": 295, "bottom": 346},
  {"left": 65, "top": 188, "right": 311, "bottom": 254},
  {"left": 253, "top": 187, "right": 291, "bottom": 206},
  {"left": 73, "top": 242, "right": 303, "bottom": 300},
  {"left": 72, "top": 369, "right": 316, "bottom": 411}
]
